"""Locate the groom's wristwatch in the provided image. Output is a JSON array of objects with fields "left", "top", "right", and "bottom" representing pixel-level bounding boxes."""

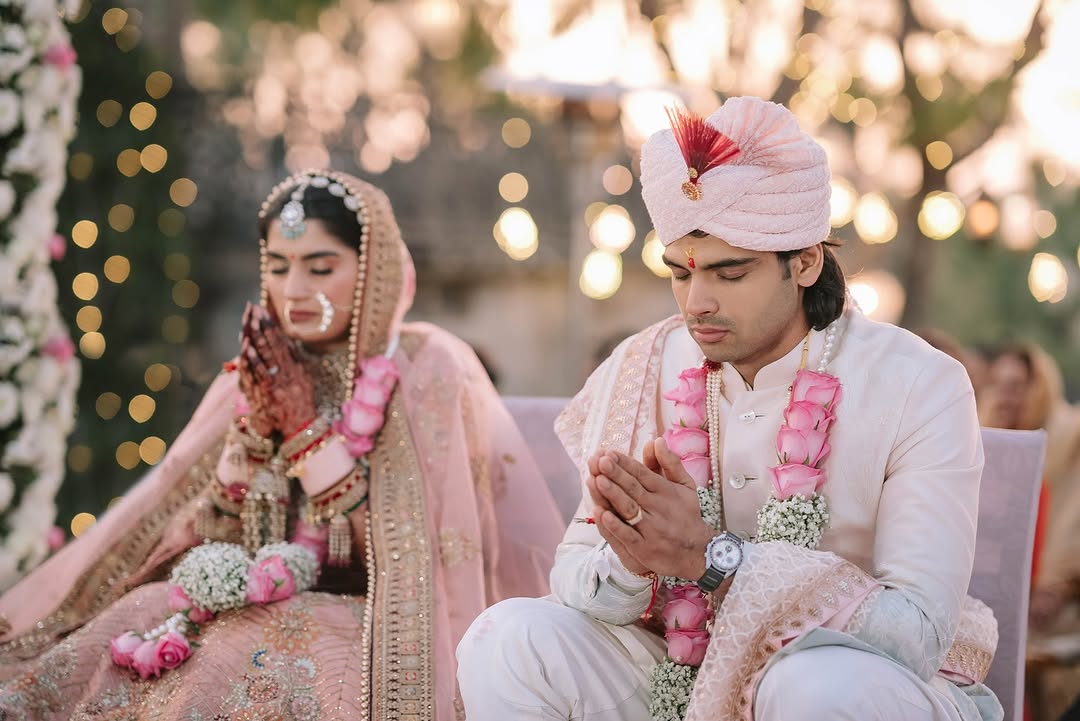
[{"left": 696, "top": 531, "right": 745, "bottom": 592}]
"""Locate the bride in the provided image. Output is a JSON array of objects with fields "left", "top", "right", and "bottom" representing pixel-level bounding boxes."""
[{"left": 0, "top": 170, "right": 564, "bottom": 720}]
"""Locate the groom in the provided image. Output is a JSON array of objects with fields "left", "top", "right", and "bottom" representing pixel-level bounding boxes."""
[{"left": 457, "top": 96, "right": 1000, "bottom": 721}]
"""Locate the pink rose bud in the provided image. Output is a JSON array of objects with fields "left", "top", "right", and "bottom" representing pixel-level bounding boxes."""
[
  {"left": 246, "top": 557, "right": 296, "bottom": 604},
  {"left": 791, "top": 370, "right": 842, "bottom": 408},
  {"left": 48, "top": 233, "right": 66, "bottom": 261},
  {"left": 353, "top": 377, "right": 389, "bottom": 406},
  {"left": 665, "top": 628, "right": 711, "bottom": 666},
  {"left": 776, "top": 428, "right": 830, "bottom": 468},
  {"left": 667, "top": 584, "right": 708, "bottom": 603},
  {"left": 681, "top": 453, "right": 711, "bottom": 489},
  {"left": 153, "top": 631, "right": 192, "bottom": 671},
  {"left": 663, "top": 426, "right": 709, "bottom": 458},
  {"left": 131, "top": 638, "right": 163, "bottom": 680},
  {"left": 361, "top": 356, "right": 399, "bottom": 389},
  {"left": 662, "top": 598, "right": 711, "bottom": 630},
  {"left": 42, "top": 335, "right": 75, "bottom": 362},
  {"left": 46, "top": 525, "right": 65, "bottom": 551},
  {"left": 342, "top": 401, "right": 385, "bottom": 437},
  {"left": 770, "top": 463, "right": 826, "bottom": 501},
  {"left": 673, "top": 398, "right": 706, "bottom": 429},
  {"left": 167, "top": 584, "right": 193, "bottom": 613},
  {"left": 340, "top": 433, "right": 374, "bottom": 458},
  {"left": 783, "top": 401, "right": 833, "bottom": 433},
  {"left": 44, "top": 43, "right": 78, "bottom": 69},
  {"left": 188, "top": 606, "right": 214, "bottom": 624},
  {"left": 110, "top": 631, "right": 143, "bottom": 668}
]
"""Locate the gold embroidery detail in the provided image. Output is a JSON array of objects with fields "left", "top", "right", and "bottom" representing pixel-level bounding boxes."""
[{"left": 439, "top": 529, "right": 479, "bottom": 569}]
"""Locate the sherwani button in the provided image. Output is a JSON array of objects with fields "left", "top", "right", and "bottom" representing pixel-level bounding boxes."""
[
  {"left": 729, "top": 473, "right": 747, "bottom": 489},
  {"left": 739, "top": 411, "right": 757, "bottom": 424}
]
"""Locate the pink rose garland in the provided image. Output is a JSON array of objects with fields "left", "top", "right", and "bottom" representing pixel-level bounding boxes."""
[
  {"left": 657, "top": 367, "right": 715, "bottom": 668},
  {"left": 769, "top": 369, "right": 840, "bottom": 501},
  {"left": 336, "top": 356, "right": 399, "bottom": 458}
]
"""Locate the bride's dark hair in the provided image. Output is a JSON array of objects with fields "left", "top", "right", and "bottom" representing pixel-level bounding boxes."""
[{"left": 257, "top": 185, "right": 364, "bottom": 249}]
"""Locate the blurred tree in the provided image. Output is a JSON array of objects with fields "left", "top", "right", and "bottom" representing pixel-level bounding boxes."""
[{"left": 54, "top": 1, "right": 204, "bottom": 531}]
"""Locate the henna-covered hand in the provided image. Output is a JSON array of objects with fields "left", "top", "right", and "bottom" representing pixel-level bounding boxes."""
[{"left": 237, "top": 303, "right": 316, "bottom": 437}]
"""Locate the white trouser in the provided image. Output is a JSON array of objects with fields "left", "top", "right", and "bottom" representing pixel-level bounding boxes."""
[{"left": 457, "top": 597, "right": 959, "bottom": 721}]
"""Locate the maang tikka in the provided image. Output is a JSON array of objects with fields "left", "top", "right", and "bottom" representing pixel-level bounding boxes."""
[{"left": 279, "top": 180, "right": 309, "bottom": 239}]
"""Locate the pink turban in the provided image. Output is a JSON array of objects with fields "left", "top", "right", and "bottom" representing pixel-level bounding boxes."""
[{"left": 640, "top": 96, "right": 831, "bottom": 251}]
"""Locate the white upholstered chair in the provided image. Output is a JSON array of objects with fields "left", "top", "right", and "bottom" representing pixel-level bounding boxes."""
[{"left": 503, "top": 397, "right": 1047, "bottom": 721}]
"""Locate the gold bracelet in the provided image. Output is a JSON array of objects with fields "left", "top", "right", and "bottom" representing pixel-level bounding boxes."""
[
  {"left": 231, "top": 417, "right": 274, "bottom": 461},
  {"left": 280, "top": 417, "right": 333, "bottom": 465},
  {"left": 302, "top": 461, "right": 370, "bottom": 526}
]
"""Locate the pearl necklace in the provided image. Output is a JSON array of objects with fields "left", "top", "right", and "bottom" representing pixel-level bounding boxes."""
[{"left": 704, "top": 315, "right": 846, "bottom": 529}]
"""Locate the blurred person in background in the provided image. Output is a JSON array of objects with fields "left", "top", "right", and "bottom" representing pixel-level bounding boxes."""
[{"left": 977, "top": 342, "right": 1080, "bottom": 721}]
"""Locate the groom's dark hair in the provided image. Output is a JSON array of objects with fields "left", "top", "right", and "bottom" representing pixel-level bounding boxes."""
[{"left": 777, "top": 243, "right": 846, "bottom": 331}]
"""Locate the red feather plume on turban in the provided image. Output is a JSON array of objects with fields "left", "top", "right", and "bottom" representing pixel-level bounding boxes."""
[{"left": 665, "top": 107, "right": 741, "bottom": 201}]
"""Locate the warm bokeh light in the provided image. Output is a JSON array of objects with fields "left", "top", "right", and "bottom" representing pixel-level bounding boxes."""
[
  {"left": 67, "top": 445, "right": 92, "bottom": 473},
  {"left": 79, "top": 332, "right": 106, "bottom": 359},
  {"left": 163, "top": 315, "right": 189, "bottom": 343},
  {"left": 602, "top": 165, "right": 634, "bottom": 196},
  {"left": 104, "top": 255, "right": 131, "bottom": 283},
  {"left": 853, "top": 193, "right": 898, "bottom": 244},
  {"left": 966, "top": 200, "right": 1000, "bottom": 238},
  {"left": 69, "top": 152, "right": 93, "bottom": 180},
  {"left": 918, "top": 192, "right": 965, "bottom": 240},
  {"left": 145, "top": 363, "right": 172, "bottom": 391},
  {"left": 76, "top": 306, "right": 102, "bottom": 333},
  {"left": 96, "top": 392, "right": 122, "bottom": 420},
  {"left": 498, "top": 172, "right": 529, "bottom": 203},
  {"left": 116, "top": 148, "right": 141, "bottom": 177},
  {"left": 1000, "top": 195, "right": 1037, "bottom": 251},
  {"left": 580, "top": 250, "right": 623, "bottom": 300},
  {"left": 71, "top": 220, "right": 98, "bottom": 249},
  {"left": 1028, "top": 253, "right": 1068, "bottom": 303},
  {"left": 172, "top": 279, "right": 200, "bottom": 308},
  {"left": 619, "top": 89, "right": 683, "bottom": 146},
  {"left": 129, "top": 102, "right": 157, "bottom": 131},
  {"left": 589, "top": 204, "right": 635, "bottom": 253},
  {"left": 96, "top": 99, "right": 122, "bottom": 127},
  {"left": 493, "top": 207, "right": 539, "bottom": 261},
  {"left": 829, "top": 178, "right": 857, "bottom": 227},
  {"left": 146, "top": 70, "right": 173, "bottom": 99},
  {"left": 641, "top": 231, "right": 671, "bottom": 278},
  {"left": 72, "top": 272, "right": 99, "bottom": 301},
  {"left": 169, "top": 178, "right": 198, "bottom": 207},
  {"left": 140, "top": 436, "right": 167, "bottom": 465},
  {"left": 108, "top": 204, "right": 135, "bottom": 232},
  {"left": 848, "top": 271, "right": 906, "bottom": 324},
  {"left": 583, "top": 201, "right": 607, "bottom": 226},
  {"left": 116, "top": 441, "right": 141, "bottom": 470},
  {"left": 70, "top": 512, "right": 97, "bottom": 537},
  {"left": 501, "top": 118, "right": 531, "bottom": 148},
  {"left": 129, "top": 394, "right": 156, "bottom": 423},
  {"left": 164, "top": 253, "right": 191, "bottom": 281},
  {"left": 159, "top": 209, "right": 185, "bottom": 236},
  {"left": 140, "top": 144, "right": 167, "bottom": 173},
  {"left": 925, "top": 141, "right": 954, "bottom": 170},
  {"left": 1033, "top": 210, "right": 1057, "bottom": 239},
  {"left": 1043, "top": 158, "right": 1067, "bottom": 187}
]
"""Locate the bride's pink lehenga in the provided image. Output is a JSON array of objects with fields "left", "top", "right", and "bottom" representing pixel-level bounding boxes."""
[{"left": 0, "top": 174, "right": 564, "bottom": 720}]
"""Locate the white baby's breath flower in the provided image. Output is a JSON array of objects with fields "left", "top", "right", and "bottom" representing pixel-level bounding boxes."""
[
  {"left": 0, "top": 471, "right": 14, "bottom": 509},
  {"left": 0, "top": 180, "right": 15, "bottom": 220},
  {"left": 170, "top": 543, "right": 252, "bottom": 613},
  {"left": 0, "top": 381, "right": 18, "bottom": 428},
  {"left": 0, "top": 89, "right": 20, "bottom": 135},
  {"left": 0, "top": 25, "right": 34, "bottom": 82}
]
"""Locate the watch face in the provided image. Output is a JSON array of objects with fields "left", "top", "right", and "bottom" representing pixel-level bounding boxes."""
[{"left": 709, "top": 538, "right": 742, "bottom": 573}]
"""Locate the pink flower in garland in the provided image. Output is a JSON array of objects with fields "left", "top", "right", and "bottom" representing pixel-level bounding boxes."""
[
  {"left": 769, "top": 369, "right": 840, "bottom": 501},
  {"left": 336, "top": 356, "right": 399, "bottom": 458}
]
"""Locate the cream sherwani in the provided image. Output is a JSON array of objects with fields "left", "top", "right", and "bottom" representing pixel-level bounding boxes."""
[{"left": 458, "top": 309, "right": 1001, "bottom": 721}]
